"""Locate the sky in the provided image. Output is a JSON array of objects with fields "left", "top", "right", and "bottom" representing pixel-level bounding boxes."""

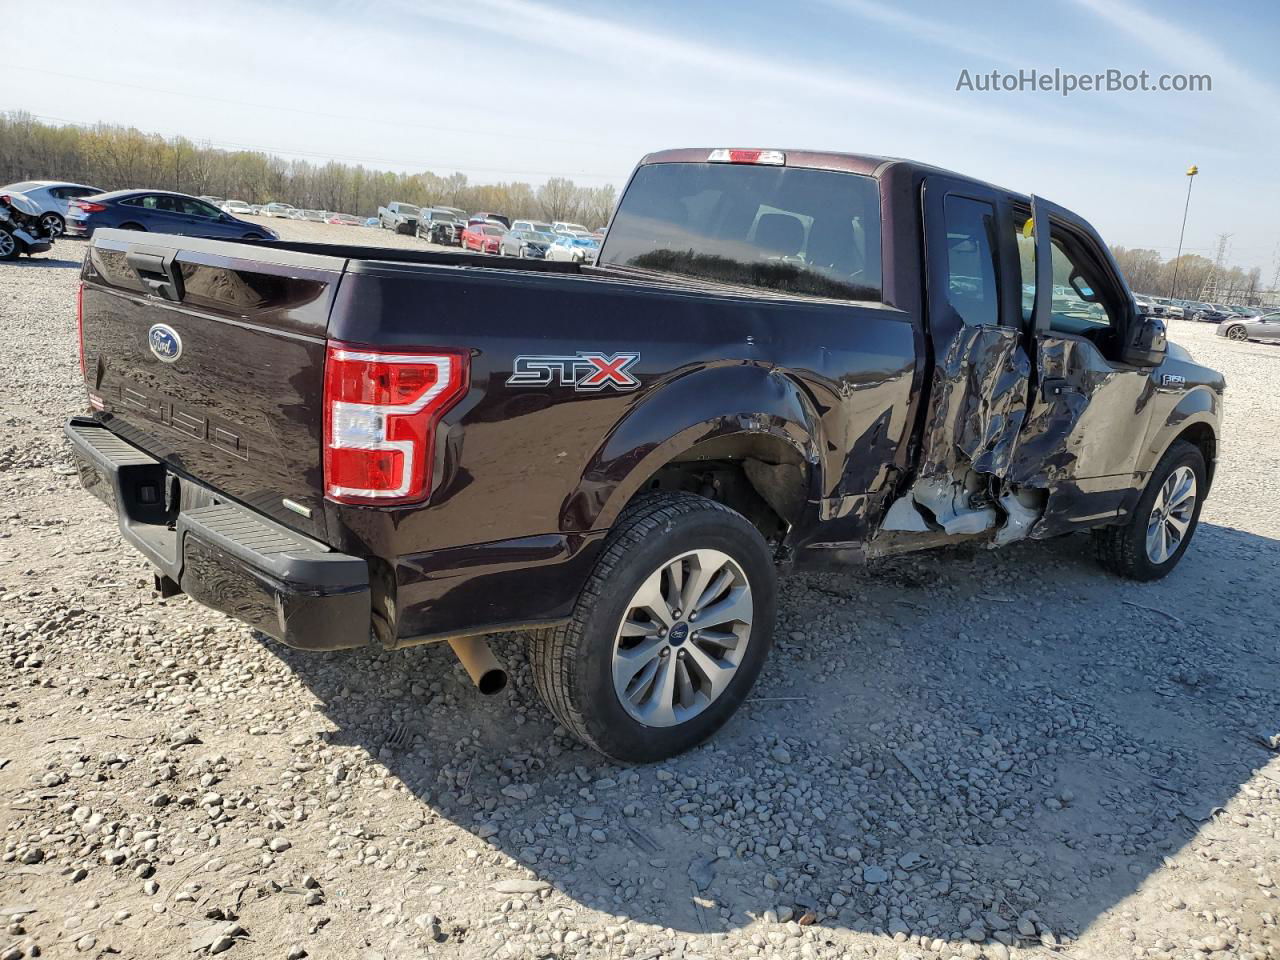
[{"left": 5, "top": 0, "right": 1278, "bottom": 275}]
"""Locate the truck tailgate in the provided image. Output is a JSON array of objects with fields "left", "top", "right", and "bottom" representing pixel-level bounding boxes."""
[{"left": 79, "top": 231, "right": 347, "bottom": 540}]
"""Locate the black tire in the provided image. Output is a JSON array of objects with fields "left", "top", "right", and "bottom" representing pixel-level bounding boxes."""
[
  {"left": 0, "top": 231, "right": 18, "bottom": 261},
  {"left": 40, "top": 212, "right": 64, "bottom": 238},
  {"left": 1226, "top": 325, "right": 1249, "bottom": 342},
  {"left": 1093, "top": 439, "right": 1206, "bottom": 581},
  {"left": 119, "top": 223, "right": 145, "bottom": 231},
  {"left": 530, "top": 492, "right": 777, "bottom": 763}
]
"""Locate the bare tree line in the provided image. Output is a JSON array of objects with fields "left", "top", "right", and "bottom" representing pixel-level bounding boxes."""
[
  {"left": 0, "top": 111, "right": 618, "bottom": 226},
  {"left": 1111, "top": 245, "right": 1265, "bottom": 304}
]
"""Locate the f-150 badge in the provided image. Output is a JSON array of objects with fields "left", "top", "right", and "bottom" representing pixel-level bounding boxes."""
[{"left": 507, "top": 352, "right": 641, "bottom": 392}]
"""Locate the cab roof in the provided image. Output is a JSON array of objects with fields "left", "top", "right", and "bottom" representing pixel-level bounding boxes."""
[{"left": 638, "top": 147, "right": 1029, "bottom": 205}]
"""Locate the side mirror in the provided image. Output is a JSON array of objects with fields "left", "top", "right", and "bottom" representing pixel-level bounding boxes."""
[{"left": 1123, "top": 314, "right": 1167, "bottom": 367}]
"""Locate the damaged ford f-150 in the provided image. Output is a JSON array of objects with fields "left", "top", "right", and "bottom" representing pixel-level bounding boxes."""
[{"left": 65, "top": 147, "right": 1224, "bottom": 762}]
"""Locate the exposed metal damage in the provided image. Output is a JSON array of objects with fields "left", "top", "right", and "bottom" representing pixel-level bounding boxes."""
[{"left": 877, "top": 324, "right": 1051, "bottom": 548}]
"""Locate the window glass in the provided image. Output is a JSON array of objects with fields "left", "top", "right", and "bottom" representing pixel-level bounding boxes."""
[
  {"left": 1014, "top": 211, "right": 1115, "bottom": 335},
  {"left": 602, "top": 162, "right": 882, "bottom": 301},
  {"left": 942, "top": 195, "right": 999, "bottom": 327},
  {"left": 140, "top": 195, "right": 178, "bottom": 212},
  {"left": 178, "top": 198, "right": 220, "bottom": 217}
]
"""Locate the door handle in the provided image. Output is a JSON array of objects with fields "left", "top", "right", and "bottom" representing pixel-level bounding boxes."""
[{"left": 126, "top": 247, "right": 185, "bottom": 303}]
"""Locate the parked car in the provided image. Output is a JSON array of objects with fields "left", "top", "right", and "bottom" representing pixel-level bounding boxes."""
[
  {"left": 552, "top": 220, "right": 591, "bottom": 236},
  {"left": 64, "top": 190, "right": 279, "bottom": 240},
  {"left": 198, "top": 196, "right": 224, "bottom": 207},
  {"left": 1217, "top": 311, "right": 1280, "bottom": 342},
  {"left": 1194, "top": 305, "right": 1230, "bottom": 323},
  {"left": 499, "top": 228, "right": 552, "bottom": 258},
  {"left": 545, "top": 233, "right": 600, "bottom": 263},
  {"left": 378, "top": 202, "right": 420, "bottom": 234},
  {"left": 64, "top": 146, "right": 1222, "bottom": 762},
  {"left": 220, "top": 200, "right": 254, "bottom": 216},
  {"left": 364, "top": 217, "right": 379, "bottom": 228},
  {"left": 510, "top": 219, "right": 557, "bottom": 239},
  {"left": 437, "top": 206, "right": 468, "bottom": 222},
  {"left": 1133, "top": 294, "right": 1157, "bottom": 316},
  {"left": 1227, "top": 305, "right": 1261, "bottom": 317},
  {"left": 415, "top": 208, "right": 466, "bottom": 246},
  {"left": 0, "top": 191, "right": 55, "bottom": 260},
  {"left": 326, "top": 213, "right": 362, "bottom": 226},
  {"left": 0, "top": 180, "right": 104, "bottom": 237},
  {"left": 469, "top": 211, "right": 511, "bottom": 229},
  {"left": 300, "top": 209, "right": 326, "bottom": 222},
  {"left": 461, "top": 222, "right": 506, "bottom": 254},
  {"left": 261, "top": 203, "right": 297, "bottom": 218}
]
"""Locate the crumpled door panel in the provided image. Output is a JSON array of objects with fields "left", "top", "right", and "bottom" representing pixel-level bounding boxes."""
[
  {"left": 917, "top": 324, "right": 1030, "bottom": 479},
  {"left": 1006, "top": 336, "right": 1157, "bottom": 489}
]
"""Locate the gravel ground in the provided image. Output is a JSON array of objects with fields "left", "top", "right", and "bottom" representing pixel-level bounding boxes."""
[{"left": 1, "top": 236, "right": 1278, "bottom": 960}]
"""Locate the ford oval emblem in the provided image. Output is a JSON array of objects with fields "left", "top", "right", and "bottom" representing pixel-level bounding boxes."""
[{"left": 148, "top": 324, "right": 182, "bottom": 363}]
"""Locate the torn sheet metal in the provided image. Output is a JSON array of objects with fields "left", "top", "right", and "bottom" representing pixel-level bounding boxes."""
[
  {"left": 1005, "top": 336, "right": 1157, "bottom": 488},
  {"left": 880, "top": 325, "right": 1031, "bottom": 537},
  {"left": 917, "top": 325, "right": 1030, "bottom": 479}
]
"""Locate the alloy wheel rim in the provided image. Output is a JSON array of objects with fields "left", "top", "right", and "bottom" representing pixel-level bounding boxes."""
[
  {"left": 41, "top": 214, "right": 62, "bottom": 237},
  {"left": 0, "top": 232, "right": 15, "bottom": 257},
  {"left": 611, "top": 548, "right": 753, "bottom": 727},
  {"left": 1229, "top": 327, "right": 1247, "bottom": 341},
  {"left": 1145, "top": 466, "right": 1197, "bottom": 564}
]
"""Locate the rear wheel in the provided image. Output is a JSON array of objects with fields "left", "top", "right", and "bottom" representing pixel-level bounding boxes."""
[
  {"left": 1226, "top": 325, "right": 1249, "bottom": 341},
  {"left": 1093, "top": 440, "right": 1206, "bottom": 581},
  {"left": 40, "top": 212, "right": 64, "bottom": 238},
  {"left": 530, "top": 493, "right": 777, "bottom": 762}
]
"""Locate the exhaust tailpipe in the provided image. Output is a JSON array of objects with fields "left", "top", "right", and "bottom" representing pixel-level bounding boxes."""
[{"left": 448, "top": 636, "right": 508, "bottom": 695}]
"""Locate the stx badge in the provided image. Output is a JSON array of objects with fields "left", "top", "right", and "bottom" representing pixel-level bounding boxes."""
[{"left": 507, "top": 352, "right": 641, "bottom": 392}]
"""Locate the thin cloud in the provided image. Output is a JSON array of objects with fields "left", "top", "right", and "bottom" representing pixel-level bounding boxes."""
[
  {"left": 1069, "top": 0, "right": 1280, "bottom": 119},
  {"left": 396, "top": 0, "right": 1144, "bottom": 152},
  {"left": 814, "top": 0, "right": 1021, "bottom": 66}
]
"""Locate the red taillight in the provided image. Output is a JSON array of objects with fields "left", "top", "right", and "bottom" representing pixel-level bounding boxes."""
[
  {"left": 71, "top": 200, "right": 106, "bottom": 213},
  {"left": 76, "top": 281, "right": 86, "bottom": 378},
  {"left": 707, "top": 148, "right": 786, "bottom": 165},
  {"left": 323, "top": 343, "right": 469, "bottom": 505}
]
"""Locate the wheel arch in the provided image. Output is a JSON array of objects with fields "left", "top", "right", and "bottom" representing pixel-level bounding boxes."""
[
  {"left": 561, "top": 364, "right": 825, "bottom": 541},
  {"left": 1136, "top": 388, "right": 1219, "bottom": 491}
]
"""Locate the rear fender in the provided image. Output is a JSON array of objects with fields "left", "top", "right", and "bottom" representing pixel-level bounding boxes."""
[{"left": 561, "top": 363, "right": 823, "bottom": 532}]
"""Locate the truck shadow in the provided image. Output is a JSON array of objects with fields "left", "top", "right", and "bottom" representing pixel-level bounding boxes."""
[{"left": 259, "top": 521, "right": 1279, "bottom": 946}]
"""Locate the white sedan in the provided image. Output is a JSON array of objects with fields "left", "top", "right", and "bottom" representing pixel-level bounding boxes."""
[
  {"left": 260, "top": 203, "right": 297, "bottom": 218},
  {"left": 545, "top": 234, "right": 601, "bottom": 263},
  {"left": 220, "top": 200, "right": 255, "bottom": 215}
]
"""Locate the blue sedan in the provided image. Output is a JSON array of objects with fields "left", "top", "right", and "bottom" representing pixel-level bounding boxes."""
[{"left": 64, "top": 190, "right": 278, "bottom": 240}]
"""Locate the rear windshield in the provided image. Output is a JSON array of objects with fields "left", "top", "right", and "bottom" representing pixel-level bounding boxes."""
[{"left": 601, "top": 162, "right": 882, "bottom": 301}]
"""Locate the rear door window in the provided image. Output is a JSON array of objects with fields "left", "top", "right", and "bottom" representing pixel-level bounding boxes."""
[
  {"left": 602, "top": 162, "right": 882, "bottom": 301},
  {"left": 941, "top": 195, "right": 1000, "bottom": 327}
]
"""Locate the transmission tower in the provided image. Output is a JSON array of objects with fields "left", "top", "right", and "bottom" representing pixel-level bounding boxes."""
[{"left": 1198, "top": 233, "right": 1231, "bottom": 301}]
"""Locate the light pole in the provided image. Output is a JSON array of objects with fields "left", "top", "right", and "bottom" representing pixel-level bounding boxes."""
[{"left": 1169, "top": 164, "right": 1198, "bottom": 301}]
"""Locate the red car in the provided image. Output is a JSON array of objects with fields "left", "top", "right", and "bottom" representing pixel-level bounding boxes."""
[{"left": 462, "top": 223, "right": 505, "bottom": 255}]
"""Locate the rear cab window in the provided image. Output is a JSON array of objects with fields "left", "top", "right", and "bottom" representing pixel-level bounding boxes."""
[{"left": 600, "top": 162, "right": 882, "bottom": 301}]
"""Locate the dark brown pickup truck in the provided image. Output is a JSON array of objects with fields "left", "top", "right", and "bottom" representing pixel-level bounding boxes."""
[{"left": 65, "top": 147, "right": 1223, "bottom": 761}]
